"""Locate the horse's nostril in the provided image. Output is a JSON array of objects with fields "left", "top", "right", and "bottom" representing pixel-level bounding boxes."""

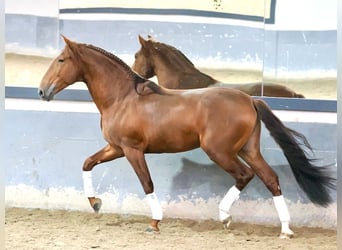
[{"left": 38, "top": 88, "right": 44, "bottom": 97}]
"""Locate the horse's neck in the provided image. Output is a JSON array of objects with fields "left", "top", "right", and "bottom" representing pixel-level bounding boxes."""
[
  {"left": 81, "top": 50, "right": 135, "bottom": 111},
  {"left": 154, "top": 56, "right": 217, "bottom": 88},
  {"left": 152, "top": 55, "right": 192, "bottom": 88},
  {"left": 153, "top": 63, "right": 180, "bottom": 88}
]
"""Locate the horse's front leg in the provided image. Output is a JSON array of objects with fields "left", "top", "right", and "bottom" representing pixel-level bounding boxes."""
[
  {"left": 124, "top": 147, "right": 162, "bottom": 233},
  {"left": 83, "top": 144, "right": 124, "bottom": 213}
]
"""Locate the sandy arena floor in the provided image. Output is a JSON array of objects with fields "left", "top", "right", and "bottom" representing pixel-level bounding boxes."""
[{"left": 5, "top": 207, "right": 337, "bottom": 250}]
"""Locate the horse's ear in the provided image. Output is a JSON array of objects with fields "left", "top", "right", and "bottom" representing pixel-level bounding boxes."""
[
  {"left": 61, "top": 35, "right": 79, "bottom": 54},
  {"left": 61, "top": 34, "right": 72, "bottom": 45},
  {"left": 138, "top": 35, "right": 147, "bottom": 47}
]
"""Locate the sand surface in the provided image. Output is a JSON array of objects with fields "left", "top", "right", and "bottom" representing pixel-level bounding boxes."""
[{"left": 5, "top": 207, "right": 337, "bottom": 250}]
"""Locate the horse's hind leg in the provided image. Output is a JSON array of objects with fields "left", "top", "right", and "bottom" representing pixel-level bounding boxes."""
[
  {"left": 239, "top": 122, "right": 294, "bottom": 239},
  {"left": 218, "top": 157, "right": 255, "bottom": 229},
  {"left": 240, "top": 152, "right": 294, "bottom": 239},
  {"left": 203, "top": 146, "right": 255, "bottom": 228},
  {"left": 82, "top": 144, "right": 124, "bottom": 212}
]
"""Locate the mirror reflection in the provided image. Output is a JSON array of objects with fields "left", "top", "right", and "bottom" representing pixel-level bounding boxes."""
[
  {"left": 262, "top": 0, "right": 337, "bottom": 100},
  {"left": 4, "top": 0, "right": 337, "bottom": 100}
]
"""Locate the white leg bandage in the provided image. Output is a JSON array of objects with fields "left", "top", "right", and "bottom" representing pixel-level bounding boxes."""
[
  {"left": 146, "top": 192, "right": 163, "bottom": 220},
  {"left": 82, "top": 171, "right": 95, "bottom": 197},
  {"left": 273, "top": 195, "right": 290, "bottom": 222},
  {"left": 219, "top": 185, "right": 240, "bottom": 221},
  {"left": 273, "top": 195, "right": 293, "bottom": 235}
]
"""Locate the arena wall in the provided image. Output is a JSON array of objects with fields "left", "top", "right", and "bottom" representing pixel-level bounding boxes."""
[
  {"left": 5, "top": 99, "right": 337, "bottom": 228},
  {"left": 5, "top": 0, "right": 337, "bottom": 77}
]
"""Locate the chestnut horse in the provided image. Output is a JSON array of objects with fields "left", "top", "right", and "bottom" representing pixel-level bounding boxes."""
[
  {"left": 39, "top": 36, "right": 335, "bottom": 239},
  {"left": 132, "top": 35, "right": 305, "bottom": 98}
]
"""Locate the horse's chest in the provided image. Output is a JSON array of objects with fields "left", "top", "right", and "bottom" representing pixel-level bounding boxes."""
[
  {"left": 100, "top": 114, "right": 119, "bottom": 140},
  {"left": 100, "top": 114, "right": 142, "bottom": 146}
]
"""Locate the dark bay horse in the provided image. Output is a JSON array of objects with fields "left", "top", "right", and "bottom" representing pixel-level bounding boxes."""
[
  {"left": 39, "top": 36, "right": 335, "bottom": 239},
  {"left": 132, "top": 35, "right": 305, "bottom": 98}
]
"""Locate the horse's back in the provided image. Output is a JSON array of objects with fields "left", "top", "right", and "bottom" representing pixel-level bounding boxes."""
[
  {"left": 136, "top": 80, "right": 256, "bottom": 127},
  {"left": 151, "top": 86, "right": 257, "bottom": 131},
  {"left": 210, "top": 82, "right": 304, "bottom": 98},
  {"left": 139, "top": 79, "right": 253, "bottom": 101}
]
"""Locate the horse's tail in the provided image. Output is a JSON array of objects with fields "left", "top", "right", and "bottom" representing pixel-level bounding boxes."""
[{"left": 253, "top": 99, "right": 336, "bottom": 207}]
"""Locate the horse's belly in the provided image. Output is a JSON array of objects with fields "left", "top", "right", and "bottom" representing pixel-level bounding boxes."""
[{"left": 146, "top": 131, "right": 200, "bottom": 153}]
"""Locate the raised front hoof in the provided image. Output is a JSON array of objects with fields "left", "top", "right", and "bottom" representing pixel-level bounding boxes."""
[
  {"left": 222, "top": 215, "right": 232, "bottom": 230},
  {"left": 279, "top": 232, "right": 294, "bottom": 239},
  {"left": 92, "top": 198, "right": 102, "bottom": 213},
  {"left": 145, "top": 226, "right": 160, "bottom": 234}
]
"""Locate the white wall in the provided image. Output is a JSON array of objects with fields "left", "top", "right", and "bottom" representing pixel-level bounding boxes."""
[
  {"left": 273, "top": 0, "right": 336, "bottom": 30},
  {"left": 5, "top": 0, "right": 59, "bottom": 17}
]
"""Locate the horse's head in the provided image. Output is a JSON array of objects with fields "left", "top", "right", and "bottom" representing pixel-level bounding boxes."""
[
  {"left": 38, "top": 35, "right": 83, "bottom": 101},
  {"left": 132, "top": 35, "right": 155, "bottom": 79}
]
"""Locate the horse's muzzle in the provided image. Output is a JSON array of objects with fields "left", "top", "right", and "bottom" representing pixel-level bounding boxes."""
[
  {"left": 38, "top": 88, "right": 44, "bottom": 98},
  {"left": 38, "top": 83, "right": 55, "bottom": 101},
  {"left": 38, "top": 88, "right": 52, "bottom": 101}
]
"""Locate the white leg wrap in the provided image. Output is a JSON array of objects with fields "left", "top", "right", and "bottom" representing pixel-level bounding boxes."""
[
  {"left": 219, "top": 185, "right": 240, "bottom": 221},
  {"left": 146, "top": 192, "right": 163, "bottom": 220},
  {"left": 273, "top": 195, "right": 293, "bottom": 236},
  {"left": 273, "top": 195, "right": 290, "bottom": 222},
  {"left": 82, "top": 171, "right": 95, "bottom": 197}
]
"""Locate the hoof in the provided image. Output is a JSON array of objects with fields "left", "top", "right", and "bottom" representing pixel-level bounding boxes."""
[
  {"left": 279, "top": 227, "right": 294, "bottom": 239},
  {"left": 145, "top": 226, "right": 160, "bottom": 234},
  {"left": 222, "top": 215, "right": 232, "bottom": 230},
  {"left": 279, "top": 232, "right": 294, "bottom": 239},
  {"left": 92, "top": 198, "right": 102, "bottom": 213}
]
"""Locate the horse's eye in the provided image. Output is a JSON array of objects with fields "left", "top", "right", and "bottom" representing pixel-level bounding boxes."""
[{"left": 58, "top": 58, "right": 65, "bottom": 63}]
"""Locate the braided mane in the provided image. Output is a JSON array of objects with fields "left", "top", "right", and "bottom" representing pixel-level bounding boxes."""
[{"left": 85, "top": 44, "right": 145, "bottom": 83}]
